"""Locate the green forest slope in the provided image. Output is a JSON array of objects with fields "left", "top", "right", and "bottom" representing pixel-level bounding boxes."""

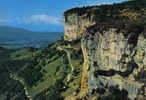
[{"left": 0, "top": 39, "right": 83, "bottom": 100}]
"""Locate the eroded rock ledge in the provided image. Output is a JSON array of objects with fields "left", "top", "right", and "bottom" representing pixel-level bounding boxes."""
[
  {"left": 82, "top": 28, "right": 145, "bottom": 99},
  {"left": 63, "top": 0, "right": 146, "bottom": 99}
]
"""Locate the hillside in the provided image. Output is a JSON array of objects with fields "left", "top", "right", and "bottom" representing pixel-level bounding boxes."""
[
  {"left": 0, "top": 39, "right": 83, "bottom": 100},
  {"left": 0, "top": 0, "right": 145, "bottom": 100},
  {"left": 0, "top": 26, "right": 63, "bottom": 48},
  {"left": 0, "top": 47, "right": 32, "bottom": 100}
]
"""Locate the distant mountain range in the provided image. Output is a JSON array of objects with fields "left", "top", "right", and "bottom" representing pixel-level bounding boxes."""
[{"left": 0, "top": 26, "right": 63, "bottom": 48}]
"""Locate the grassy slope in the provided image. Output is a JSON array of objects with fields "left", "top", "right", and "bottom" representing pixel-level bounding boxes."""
[
  {"left": 0, "top": 39, "right": 83, "bottom": 100},
  {"left": 24, "top": 40, "right": 83, "bottom": 100},
  {"left": 0, "top": 47, "right": 32, "bottom": 100}
]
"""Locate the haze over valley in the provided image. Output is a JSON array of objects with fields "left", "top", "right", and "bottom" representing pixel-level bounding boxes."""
[{"left": 0, "top": 26, "right": 63, "bottom": 48}]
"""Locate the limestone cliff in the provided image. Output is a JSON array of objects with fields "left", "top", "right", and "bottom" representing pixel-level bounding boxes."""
[
  {"left": 63, "top": 13, "right": 95, "bottom": 41},
  {"left": 63, "top": 0, "right": 146, "bottom": 100},
  {"left": 82, "top": 28, "right": 145, "bottom": 99}
]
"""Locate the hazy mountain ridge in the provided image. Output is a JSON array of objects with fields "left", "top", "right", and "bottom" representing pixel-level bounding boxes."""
[{"left": 0, "top": 26, "right": 63, "bottom": 48}]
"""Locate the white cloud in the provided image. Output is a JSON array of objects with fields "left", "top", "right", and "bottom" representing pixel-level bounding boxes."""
[
  {"left": 0, "top": 14, "right": 61, "bottom": 25},
  {"left": 25, "top": 14, "right": 61, "bottom": 25}
]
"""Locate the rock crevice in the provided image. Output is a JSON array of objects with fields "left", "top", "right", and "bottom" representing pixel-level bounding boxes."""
[{"left": 63, "top": 0, "right": 146, "bottom": 99}]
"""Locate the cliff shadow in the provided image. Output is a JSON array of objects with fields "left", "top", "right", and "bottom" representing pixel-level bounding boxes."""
[{"left": 94, "top": 60, "right": 138, "bottom": 78}]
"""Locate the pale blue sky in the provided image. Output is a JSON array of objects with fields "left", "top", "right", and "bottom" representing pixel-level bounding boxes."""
[{"left": 0, "top": 0, "right": 127, "bottom": 32}]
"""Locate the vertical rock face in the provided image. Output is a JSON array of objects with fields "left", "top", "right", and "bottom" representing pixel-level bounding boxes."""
[
  {"left": 63, "top": 0, "right": 146, "bottom": 99},
  {"left": 82, "top": 28, "right": 145, "bottom": 99},
  {"left": 63, "top": 14, "right": 95, "bottom": 41}
]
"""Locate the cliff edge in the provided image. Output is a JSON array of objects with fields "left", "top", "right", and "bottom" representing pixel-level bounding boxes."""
[{"left": 63, "top": 0, "right": 146, "bottom": 100}]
